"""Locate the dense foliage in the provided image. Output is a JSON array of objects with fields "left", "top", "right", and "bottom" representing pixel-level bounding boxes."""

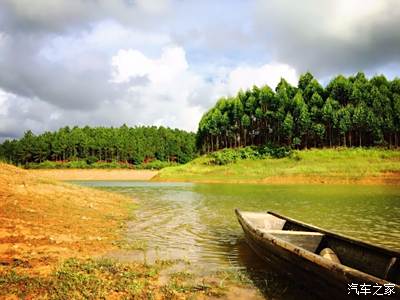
[
  {"left": 23, "top": 159, "right": 176, "bottom": 170},
  {"left": 197, "top": 72, "right": 400, "bottom": 152},
  {"left": 209, "top": 146, "right": 292, "bottom": 165},
  {"left": 0, "top": 125, "right": 196, "bottom": 166}
]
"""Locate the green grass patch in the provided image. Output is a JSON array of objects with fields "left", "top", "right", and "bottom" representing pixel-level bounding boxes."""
[
  {"left": 155, "top": 148, "right": 400, "bottom": 182},
  {"left": 0, "top": 258, "right": 254, "bottom": 299}
]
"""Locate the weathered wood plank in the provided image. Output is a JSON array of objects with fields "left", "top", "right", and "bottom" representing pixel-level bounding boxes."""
[{"left": 262, "top": 230, "right": 324, "bottom": 252}]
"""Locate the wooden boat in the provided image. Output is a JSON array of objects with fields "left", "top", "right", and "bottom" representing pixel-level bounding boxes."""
[{"left": 235, "top": 209, "right": 400, "bottom": 299}]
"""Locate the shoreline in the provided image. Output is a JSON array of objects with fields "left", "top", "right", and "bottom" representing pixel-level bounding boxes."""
[
  {"left": 28, "top": 168, "right": 158, "bottom": 181},
  {"left": 25, "top": 168, "right": 400, "bottom": 185},
  {"left": 152, "top": 173, "right": 400, "bottom": 185}
]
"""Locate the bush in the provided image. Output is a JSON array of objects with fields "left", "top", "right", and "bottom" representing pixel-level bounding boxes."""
[
  {"left": 26, "top": 161, "right": 59, "bottom": 169},
  {"left": 64, "top": 160, "right": 89, "bottom": 169},
  {"left": 209, "top": 148, "right": 240, "bottom": 165},
  {"left": 137, "top": 160, "right": 177, "bottom": 170},
  {"left": 91, "top": 161, "right": 131, "bottom": 169},
  {"left": 259, "top": 145, "right": 292, "bottom": 159},
  {"left": 86, "top": 156, "right": 98, "bottom": 165},
  {"left": 23, "top": 159, "right": 177, "bottom": 169},
  {"left": 238, "top": 146, "right": 260, "bottom": 159},
  {"left": 208, "top": 145, "right": 292, "bottom": 165}
]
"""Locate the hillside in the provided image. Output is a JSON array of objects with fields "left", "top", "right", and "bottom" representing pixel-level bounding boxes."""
[
  {"left": 155, "top": 148, "right": 400, "bottom": 184},
  {"left": 0, "top": 163, "right": 133, "bottom": 274}
]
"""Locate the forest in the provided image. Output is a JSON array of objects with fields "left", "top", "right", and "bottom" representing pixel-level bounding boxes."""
[
  {"left": 196, "top": 72, "right": 400, "bottom": 152},
  {"left": 1, "top": 72, "right": 400, "bottom": 168},
  {"left": 0, "top": 125, "right": 196, "bottom": 166}
]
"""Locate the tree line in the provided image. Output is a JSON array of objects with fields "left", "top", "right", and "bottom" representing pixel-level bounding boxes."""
[
  {"left": 196, "top": 72, "right": 400, "bottom": 152},
  {"left": 0, "top": 125, "right": 196, "bottom": 166}
]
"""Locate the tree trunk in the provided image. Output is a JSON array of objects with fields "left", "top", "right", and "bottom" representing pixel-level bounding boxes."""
[{"left": 349, "top": 131, "right": 352, "bottom": 147}]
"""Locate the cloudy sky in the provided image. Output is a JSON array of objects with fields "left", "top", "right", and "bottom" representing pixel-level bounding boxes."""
[{"left": 0, "top": 0, "right": 399, "bottom": 140}]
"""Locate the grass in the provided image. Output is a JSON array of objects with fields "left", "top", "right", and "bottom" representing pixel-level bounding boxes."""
[
  {"left": 1, "top": 258, "right": 159, "bottom": 299},
  {"left": 0, "top": 258, "right": 258, "bottom": 299},
  {"left": 155, "top": 148, "right": 400, "bottom": 184}
]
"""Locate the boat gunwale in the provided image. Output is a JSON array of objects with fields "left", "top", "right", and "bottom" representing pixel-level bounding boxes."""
[
  {"left": 235, "top": 209, "right": 400, "bottom": 287},
  {"left": 268, "top": 211, "right": 400, "bottom": 257}
]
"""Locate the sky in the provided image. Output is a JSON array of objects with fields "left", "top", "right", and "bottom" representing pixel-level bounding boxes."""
[{"left": 0, "top": 0, "right": 400, "bottom": 140}]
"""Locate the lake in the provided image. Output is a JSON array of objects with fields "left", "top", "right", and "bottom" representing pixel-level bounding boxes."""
[{"left": 74, "top": 181, "right": 400, "bottom": 298}]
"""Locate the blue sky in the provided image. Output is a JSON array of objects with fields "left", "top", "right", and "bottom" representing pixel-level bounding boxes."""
[{"left": 0, "top": 0, "right": 399, "bottom": 140}]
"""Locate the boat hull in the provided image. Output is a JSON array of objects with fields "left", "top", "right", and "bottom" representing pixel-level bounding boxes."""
[{"left": 236, "top": 210, "right": 400, "bottom": 300}]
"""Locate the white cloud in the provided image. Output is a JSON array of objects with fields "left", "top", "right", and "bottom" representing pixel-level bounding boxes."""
[
  {"left": 111, "top": 45, "right": 205, "bottom": 131},
  {"left": 223, "top": 63, "right": 298, "bottom": 96},
  {"left": 203, "top": 63, "right": 298, "bottom": 104},
  {"left": 110, "top": 46, "right": 298, "bottom": 131},
  {"left": 324, "top": 0, "right": 387, "bottom": 40},
  {"left": 1, "top": 29, "right": 299, "bottom": 138},
  {"left": 111, "top": 46, "right": 188, "bottom": 83},
  {"left": 39, "top": 20, "right": 170, "bottom": 71}
]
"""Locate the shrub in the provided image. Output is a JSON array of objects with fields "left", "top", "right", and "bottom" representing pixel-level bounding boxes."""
[
  {"left": 238, "top": 147, "right": 260, "bottom": 159},
  {"left": 91, "top": 161, "right": 129, "bottom": 169},
  {"left": 259, "top": 145, "right": 292, "bottom": 159},
  {"left": 64, "top": 160, "right": 89, "bottom": 169},
  {"left": 209, "top": 148, "right": 240, "bottom": 165},
  {"left": 26, "top": 160, "right": 59, "bottom": 169},
  {"left": 208, "top": 145, "right": 292, "bottom": 165},
  {"left": 86, "top": 156, "right": 98, "bottom": 165},
  {"left": 23, "top": 159, "right": 176, "bottom": 169},
  {"left": 137, "top": 160, "right": 176, "bottom": 170}
]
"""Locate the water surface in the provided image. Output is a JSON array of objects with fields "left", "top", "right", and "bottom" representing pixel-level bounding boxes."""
[{"left": 74, "top": 181, "right": 400, "bottom": 298}]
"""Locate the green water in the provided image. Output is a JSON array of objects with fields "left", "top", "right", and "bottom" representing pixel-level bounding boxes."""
[{"left": 75, "top": 181, "right": 400, "bottom": 297}]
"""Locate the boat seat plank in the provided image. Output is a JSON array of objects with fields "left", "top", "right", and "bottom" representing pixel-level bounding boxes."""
[
  {"left": 266, "top": 230, "right": 324, "bottom": 235},
  {"left": 243, "top": 213, "right": 286, "bottom": 231},
  {"left": 262, "top": 230, "right": 324, "bottom": 253}
]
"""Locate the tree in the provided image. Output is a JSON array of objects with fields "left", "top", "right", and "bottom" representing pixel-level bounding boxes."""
[
  {"left": 241, "top": 114, "right": 251, "bottom": 146},
  {"left": 322, "top": 98, "right": 339, "bottom": 147},
  {"left": 283, "top": 112, "right": 294, "bottom": 146},
  {"left": 337, "top": 106, "right": 352, "bottom": 146}
]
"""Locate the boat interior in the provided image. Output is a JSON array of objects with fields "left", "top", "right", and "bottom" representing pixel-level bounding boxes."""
[{"left": 241, "top": 211, "right": 400, "bottom": 284}]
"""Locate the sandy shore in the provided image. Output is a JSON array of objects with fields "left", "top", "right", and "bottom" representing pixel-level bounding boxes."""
[
  {"left": 28, "top": 169, "right": 158, "bottom": 181},
  {"left": 28, "top": 168, "right": 400, "bottom": 185},
  {"left": 0, "top": 163, "right": 134, "bottom": 275},
  {"left": 153, "top": 173, "right": 400, "bottom": 185}
]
